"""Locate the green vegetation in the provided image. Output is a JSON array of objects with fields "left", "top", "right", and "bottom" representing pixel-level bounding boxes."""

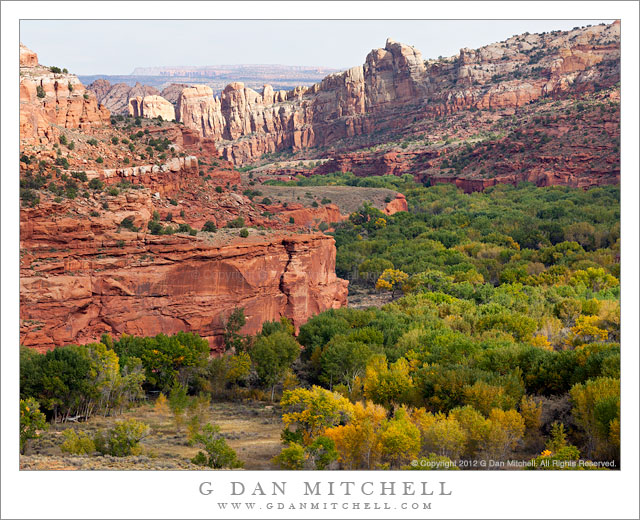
[
  {"left": 191, "top": 423, "right": 244, "bottom": 468},
  {"left": 225, "top": 216, "right": 245, "bottom": 229},
  {"left": 20, "top": 398, "right": 48, "bottom": 454},
  {"left": 18, "top": 178, "right": 619, "bottom": 469}
]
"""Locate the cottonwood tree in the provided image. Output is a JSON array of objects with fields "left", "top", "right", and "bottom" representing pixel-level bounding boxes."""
[{"left": 250, "top": 331, "right": 300, "bottom": 401}]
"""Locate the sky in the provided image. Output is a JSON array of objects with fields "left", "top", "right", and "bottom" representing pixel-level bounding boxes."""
[{"left": 20, "top": 19, "right": 613, "bottom": 75}]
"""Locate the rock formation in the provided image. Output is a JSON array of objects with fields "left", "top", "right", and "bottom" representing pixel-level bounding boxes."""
[
  {"left": 175, "top": 85, "right": 225, "bottom": 137},
  {"left": 87, "top": 79, "right": 160, "bottom": 114},
  {"left": 19, "top": 46, "right": 110, "bottom": 144},
  {"left": 128, "top": 94, "right": 176, "bottom": 121},
  {"left": 19, "top": 58, "right": 349, "bottom": 350},
  {"left": 160, "top": 83, "right": 192, "bottom": 105},
  {"left": 20, "top": 222, "right": 348, "bottom": 351},
  {"left": 169, "top": 22, "right": 619, "bottom": 166},
  {"left": 20, "top": 43, "right": 38, "bottom": 67}
]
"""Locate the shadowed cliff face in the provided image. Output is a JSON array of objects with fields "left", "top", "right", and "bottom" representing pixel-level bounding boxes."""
[{"left": 170, "top": 23, "right": 619, "bottom": 165}]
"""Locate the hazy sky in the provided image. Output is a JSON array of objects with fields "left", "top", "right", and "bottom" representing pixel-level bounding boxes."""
[{"left": 20, "top": 19, "right": 613, "bottom": 75}]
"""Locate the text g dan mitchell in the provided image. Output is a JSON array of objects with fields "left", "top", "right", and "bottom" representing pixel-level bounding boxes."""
[{"left": 199, "top": 480, "right": 453, "bottom": 497}]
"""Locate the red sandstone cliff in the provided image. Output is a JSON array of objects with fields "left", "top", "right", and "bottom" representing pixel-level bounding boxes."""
[
  {"left": 20, "top": 212, "right": 348, "bottom": 351},
  {"left": 171, "top": 23, "right": 619, "bottom": 165},
  {"left": 19, "top": 46, "right": 110, "bottom": 144}
]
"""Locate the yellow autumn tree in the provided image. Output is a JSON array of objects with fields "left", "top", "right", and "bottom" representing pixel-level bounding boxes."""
[
  {"left": 363, "top": 355, "right": 415, "bottom": 407},
  {"left": 519, "top": 395, "right": 542, "bottom": 436},
  {"left": 376, "top": 268, "right": 409, "bottom": 298},
  {"left": 377, "top": 407, "right": 421, "bottom": 468},
  {"left": 414, "top": 410, "right": 467, "bottom": 460},
  {"left": 154, "top": 393, "right": 169, "bottom": 415},
  {"left": 570, "top": 376, "right": 619, "bottom": 459},
  {"left": 480, "top": 408, "right": 526, "bottom": 461},
  {"left": 281, "top": 386, "right": 354, "bottom": 445},
  {"left": 448, "top": 406, "right": 491, "bottom": 459},
  {"left": 566, "top": 315, "right": 609, "bottom": 347},
  {"left": 324, "top": 400, "right": 387, "bottom": 469}
]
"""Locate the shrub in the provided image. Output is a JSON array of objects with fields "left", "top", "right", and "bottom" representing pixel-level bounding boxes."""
[
  {"left": 261, "top": 197, "right": 272, "bottom": 205},
  {"left": 59, "top": 134, "right": 68, "bottom": 146},
  {"left": 240, "top": 228, "right": 249, "bottom": 238},
  {"left": 215, "top": 186, "right": 223, "bottom": 193},
  {"left": 165, "top": 212, "right": 173, "bottom": 222},
  {"left": 55, "top": 157, "right": 69, "bottom": 169},
  {"left": 120, "top": 216, "right": 137, "bottom": 231},
  {"left": 111, "top": 137, "right": 119, "bottom": 145},
  {"left": 95, "top": 157, "right": 104, "bottom": 164},
  {"left": 169, "top": 199, "right": 178, "bottom": 206},
  {"left": 49, "top": 66, "right": 61, "bottom": 73},
  {"left": 60, "top": 429, "right": 95, "bottom": 455},
  {"left": 93, "top": 419, "right": 150, "bottom": 457},
  {"left": 71, "top": 170, "right": 88, "bottom": 182},
  {"left": 88, "top": 178, "right": 104, "bottom": 191},
  {"left": 36, "top": 85, "right": 45, "bottom": 98},
  {"left": 154, "top": 393, "right": 170, "bottom": 415},
  {"left": 289, "top": 217, "right": 295, "bottom": 224},
  {"left": 225, "top": 217, "right": 244, "bottom": 228},
  {"left": 202, "top": 221, "right": 217, "bottom": 233},
  {"left": 190, "top": 423, "right": 244, "bottom": 469},
  {"left": 273, "top": 442, "right": 306, "bottom": 470},
  {"left": 321, "top": 198, "right": 331, "bottom": 204},
  {"left": 20, "top": 398, "right": 48, "bottom": 454},
  {"left": 87, "top": 139, "right": 98, "bottom": 147},
  {"left": 107, "top": 187, "right": 119, "bottom": 196},
  {"left": 20, "top": 188, "right": 40, "bottom": 207}
]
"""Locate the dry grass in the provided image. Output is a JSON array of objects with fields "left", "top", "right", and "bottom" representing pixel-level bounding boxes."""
[{"left": 21, "top": 400, "right": 283, "bottom": 471}]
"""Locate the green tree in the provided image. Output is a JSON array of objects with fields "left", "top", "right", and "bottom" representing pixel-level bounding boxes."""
[
  {"left": 570, "top": 377, "right": 619, "bottom": 459},
  {"left": 250, "top": 331, "right": 301, "bottom": 400},
  {"left": 223, "top": 308, "right": 248, "bottom": 352},
  {"left": 319, "top": 336, "right": 379, "bottom": 391},
  {"left": 20, "top": 398, "right": 48, "bottom": 454}
]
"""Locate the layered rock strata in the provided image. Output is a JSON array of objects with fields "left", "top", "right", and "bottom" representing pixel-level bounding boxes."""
[
  {"left": 19, "top": 46, "right": 110, "bottom": 144},
  {"left": 20, "top": 224, "right": 348, "bottom": 351},
  {"left": 172, "top": 23, "right": 619, "bottom": 165}
]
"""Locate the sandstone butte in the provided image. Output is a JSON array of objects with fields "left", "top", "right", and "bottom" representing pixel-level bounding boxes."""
[
  {"left": 128, "top": 94, "right": 176, "bottom": 121},
  {"left": 19, "top": 45, "right": 350, "bottom": 351}
]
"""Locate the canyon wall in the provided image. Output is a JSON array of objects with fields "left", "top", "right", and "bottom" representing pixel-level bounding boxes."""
[
  {"left": 20, "top": 209, "right": 348, "bottom": 351},
  {"left": 171, "top": 23, "right": 619, "bottom": 164}
]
